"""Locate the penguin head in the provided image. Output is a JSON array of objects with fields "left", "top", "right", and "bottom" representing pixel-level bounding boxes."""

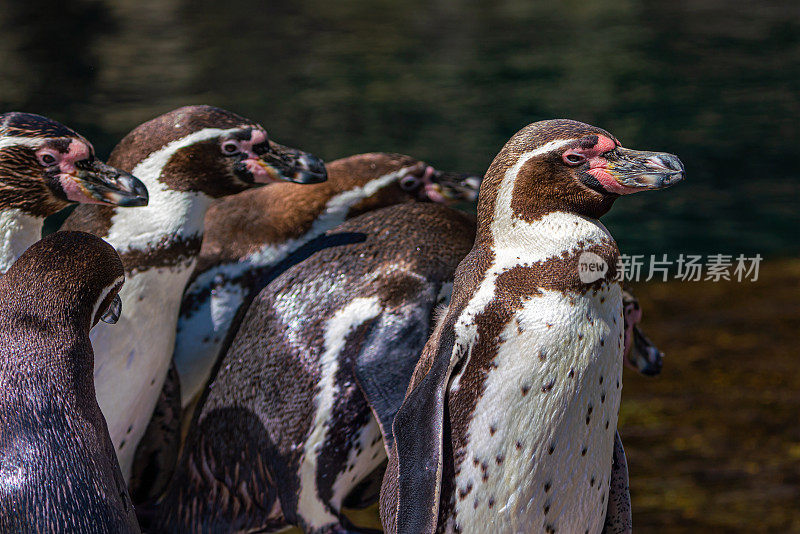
[
  {"left": 325, "top": 153, "right": 482, "bottom": 218},
  {"left": 0, "top": 231, "right": 125, "bottom": 332},
  {"left": 108, "top": 105, "right": 327, "bottom": 199},
  {"left": 0, "top": 113, "right": 149, "bottom": 217},
  {"left": 395, "top": 163, "right": 482, "bottom": 205},
  {"left": 622, "top": 289, "right": 664, "bottom": 376},
  {"left": 478, "top": 119, "right": 685, "bottom": 221}
]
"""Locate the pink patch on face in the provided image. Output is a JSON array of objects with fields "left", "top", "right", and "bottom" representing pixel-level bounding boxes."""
[
  {"left": 244, "top": 158, "right": 274, "bottom": 182},
  {"left": 248, "top": 129, "right": 267, "bottom": 146},
  {"left": 594, "top": 135, "right": 616, "bottom": 154},
  {"left": 59, "top": 140, "right": 91, "bottom": 174},
  {"left": 587, "top": 167, "right": 639, "bottom": 195},
  {"left": 418, "top": 166, "right": 449, "bottom": 203},
  {"left": 580, "top": 134, "right": 642, "bottom": 195},
  {"left": 59, "top": 175, "right": 97, "bottom": 203},
  {"left": 240, "top": 128, "right": 275, "bottom": 183}
]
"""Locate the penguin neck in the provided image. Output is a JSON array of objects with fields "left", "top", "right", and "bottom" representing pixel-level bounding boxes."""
[
  {"left": 107, "top": 186, "right": 210, "bottom": 264},
  {"left": 227, "top": 165, "right": 412, "bottom": 265},
  {"left": 105, "top": 162, "right": 213, "bottom": 277},
  {"left": 0, "top": 209, "right": 44, "bottom": 275},
  {"left": 475, "top": 155, "right": 612, "bottom": 260}
]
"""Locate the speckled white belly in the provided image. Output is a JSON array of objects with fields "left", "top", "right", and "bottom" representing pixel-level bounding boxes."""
[
  {"left": 92, "top": 264, "right": 194, "bottom": 480},
  {"left": 448, "top": 285, "right": 622, "bottom": 534}
]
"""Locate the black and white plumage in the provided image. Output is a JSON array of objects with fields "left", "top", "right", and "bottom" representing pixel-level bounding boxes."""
[
  {"left": 174, "top": 152, "right": 481, "bottom": 407},
  {"left": 60, "top": 105, "right": 327, "bottom": 483},
  {"left": 0, "top": 231, "right": 138, "bottom": 534},
  {"left": 0, "top": 112, "right": 147, "bottom": 275},
  {"left": 380, "top": 119, "right": 683, "bottom": 534},
  {"left": 155, "top": 202, "right": 476, "bottom": 533}
]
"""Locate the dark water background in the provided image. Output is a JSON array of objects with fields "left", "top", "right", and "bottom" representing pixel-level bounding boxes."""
[
  {"left": 1, "top": 0, "right": 798, "bottom": 256},
  {"left": 2, "top": 1, "right": 800, "bottom": 532}
]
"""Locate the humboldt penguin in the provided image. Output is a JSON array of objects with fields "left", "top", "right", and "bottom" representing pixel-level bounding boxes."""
[
  {"left": 155, "top": 150, "right": 665, "bottom": 531},
  {"left": 0, "top": 112, "right": 147, "bottom": 274},
  {"left": 59, "top": 105, "right": 327, "bottom": 482},
  {"left": 622, "top": 289, "right": 663, "bottom": 376},
  {"left": 0, "top": 231, "right": 138, "bottom": 533},
  {"left": 156, "top": 201, "right": 476, "bottom": 533},
  {"left": 380, "top": 119, "right": 684, "bottom": 534},
  {"left": 175, "top": 152, "right": 481, "bottom": 406}
]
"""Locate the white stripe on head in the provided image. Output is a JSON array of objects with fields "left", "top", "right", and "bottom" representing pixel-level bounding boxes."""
[
  {"left": 0, "top": 137, "right": 44, "bottom": 151},
  {"left": 106, "top": 127, "right": 242, "bottom": 253},
  {"left": 91, "top": 275, "right": 125, "bottom": 326},
  {"left": 129, "top": 127, "right": 239, "bottom": 183}
]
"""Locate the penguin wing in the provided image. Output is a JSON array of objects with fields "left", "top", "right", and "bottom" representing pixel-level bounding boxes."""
[
  {"left": 385, "top": 324, "right": 459, "bottom": 534},
  {"left": 353, "top": 281, "right": 441, "bottom": 448},
  {"left": 603, "top": 431, "right": 633, "bottom": 534}
]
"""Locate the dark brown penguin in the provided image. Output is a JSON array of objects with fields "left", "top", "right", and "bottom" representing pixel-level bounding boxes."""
[
  {"left": 174, "top": 152, "right": 480, "bottom": 407},
  {"left": 155, "top": 202, "right": 476, "bottom": 533},
  {"left": 0, "top": 231, "right": 138, "bottom": 533},
  {"left": 380, "top": 120, "right": 684, "bottom": 534},
  {"left": 0, "top": 112, "right": 147, "bottom": 275}
]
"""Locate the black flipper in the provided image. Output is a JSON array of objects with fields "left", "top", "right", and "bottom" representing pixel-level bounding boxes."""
[
  {"left": 603, "top": 431, "right": 632, "bottom": 534},
  {"left": 390, "top": 326, "right": 459, "bottom": 534},
  {"left": 353, "top": 282, "right": 440, "bottom": 449}
]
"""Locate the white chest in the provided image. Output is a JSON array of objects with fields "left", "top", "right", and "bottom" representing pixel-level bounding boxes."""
[
  {"left": 0, "top": 210, "right": 43, "bottom": 275},
  {"left": 448, "top": 286, "right": 622, "bottom": 534},
  {"left": 92, "top": 263, "right": 194, "bottom": 479}
]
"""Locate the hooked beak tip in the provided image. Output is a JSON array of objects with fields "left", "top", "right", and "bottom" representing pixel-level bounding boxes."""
[{"left": 97, "top": 174, "right": 149, "bottom": 207}]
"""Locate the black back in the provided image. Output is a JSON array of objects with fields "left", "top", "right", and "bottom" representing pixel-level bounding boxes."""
[
  {"left": 0, "top": 231, "right": 139, "bottom": 534},
  {"left": 156, "top": 203, "right": 475, "bottom": 532}
]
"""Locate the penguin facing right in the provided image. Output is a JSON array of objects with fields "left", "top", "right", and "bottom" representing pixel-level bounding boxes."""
[
  {"left": 0, "top": 231, "right": 138, "bottom": 533},
  {"left": 380, "top": 119, "right": 684, "bottom": 534},
  {"left": 0, "top": 112, "right": 148, "bottom": 275},
  {"left": 175, "top": 152, "right": 481, "bottom": 407}
]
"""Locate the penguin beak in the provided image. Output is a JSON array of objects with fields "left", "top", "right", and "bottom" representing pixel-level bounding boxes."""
[
  {"left": 100, "top": 294, "right": 122, "bottom": 325},
  {"left": 625, "top": 326, "right": 664, "bottom": 376},
  {"left": 598, "top": 148, "right": 685, "bottom": 194},
  {"left": 426, "top": 169, "right": 482, "bottom": 204},
  {"left": 63, "top": 160, "right": 149, "bottom": 207},
  {"left": 250, "top": 142, "right": 327, "bottom": 185}
]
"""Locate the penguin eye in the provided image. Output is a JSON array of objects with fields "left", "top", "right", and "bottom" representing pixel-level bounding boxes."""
[
  {"left": 400, "top": 175, "right": 421, "bottom": 191},
  {"left": 562, "top": 151, "right": 586, "bottom": 166},
  {"left": 38, "top": 152, "right": 59, "bottom": 167},
  {"left": 221, "top": 141, "right": 240, "bottom": 155}
]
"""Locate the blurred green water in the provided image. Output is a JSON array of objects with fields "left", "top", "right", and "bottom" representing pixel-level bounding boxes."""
[
  {"left": 1, "top": 0, "right": 798, "bottom": 255},
  {"left": 2, "top": 2, "right": 799, "bottom": 532}
]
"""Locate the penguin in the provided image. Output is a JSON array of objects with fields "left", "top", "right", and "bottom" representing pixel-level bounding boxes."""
[
  {"left": 59, "top": 105, "right": 327, "bottom": 482},
  {"left": 155, "top": 202, "right": 477, "bottom": 533},
  {"left": 622, "top": 289, "right": 664, "bottom": 376},
  {"left": 0, "top": 231, "right": 138, "bottom": 533},
  {"left": 0, "top": 112, "right": 148, "bottom": 275},
  {"left": 175, "top": 152, "right": 482, "bottom": 407},
  {"left": 379, "top": 119, "right": 684, "bottom": 534},
  {"left": 154, "top": 150, "right": 666, "bottom": 531}
]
